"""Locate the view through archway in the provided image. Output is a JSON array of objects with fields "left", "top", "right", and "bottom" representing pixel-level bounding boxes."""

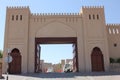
[
  {"left": 35, "top": 37, "right": 78, "bottom": 73},
  {"left": 40, "top": 44, "right": 74, "bottom": 73}
]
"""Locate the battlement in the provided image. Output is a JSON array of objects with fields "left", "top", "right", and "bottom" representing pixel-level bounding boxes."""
[
  {"left": 106, "top": 24, "right": 120, "bottom": 26},
  {"left": 7, "top": 6, "right": 29, "bottom": 9},
  {"left": 31, "top": 13, "right": 82, "bottom": 16},
  {"left": 82, "top": 6, "right": 104, "bottom": 9}
]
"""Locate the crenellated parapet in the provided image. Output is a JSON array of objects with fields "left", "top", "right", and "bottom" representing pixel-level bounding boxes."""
[
  {"left": 82, "top": 6, "right": 104, "bottom": 9},
  {"left": 106, "top": 24, "right": 120, "bottom": 27},
  {"left": 7, "top": 6, "right": 29, "bottom": 9},
  {"left": 31, "top": 13, "right": 81, "bottom": 16}
]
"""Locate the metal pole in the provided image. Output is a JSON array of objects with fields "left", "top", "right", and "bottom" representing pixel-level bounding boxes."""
[
  {"left": 6, "top": 72, "right": 8, "bottom": 80},
  {"left": 6, "top": 53, "right": 9, "bottom": 80},
  {"left": 6, "top": 49, "right": 10, "bottom": 80}
]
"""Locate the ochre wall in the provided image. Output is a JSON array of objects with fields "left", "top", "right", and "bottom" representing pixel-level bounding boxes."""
[
  {"left": 107, "top": 24, "right": 120, "bottom": 59},
  {"left": 3, "top": 6, "right": 112, "bottom": 73}
]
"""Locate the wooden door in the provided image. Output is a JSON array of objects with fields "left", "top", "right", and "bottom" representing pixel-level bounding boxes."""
[
  {"left": 9, "top": 48, "right": 21, "bottom": 74},
  {"left": 73, "top": 43, "right": 78, "bottom": 72},
  {"left": 91, "top": 47, "right": 104, "bottom": 72},
  {"left": 35, "top": 44, "right": 41, "bottom": 72}
]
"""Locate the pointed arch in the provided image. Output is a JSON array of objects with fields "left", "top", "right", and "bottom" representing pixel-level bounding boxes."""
[
  {"left": 8, "top": 48, "right": 21, "bottom": 74},
  {"left": 35, "top": 21, "right": 77, "bottom": 37},
  {"left": 91, "top": 47, "right": 104, "bottom": 72}
]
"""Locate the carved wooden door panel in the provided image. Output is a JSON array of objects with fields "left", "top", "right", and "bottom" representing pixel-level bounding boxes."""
[
  {"left": 9, "top": 48, "right": 21, "bottom": 74},
  {"left": 91, "top": 47, "right": 104, "bottom": 72}
]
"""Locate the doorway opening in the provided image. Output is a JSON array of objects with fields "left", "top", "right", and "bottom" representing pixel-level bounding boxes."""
[
  {"left": 8, "top": 48, "right": 21, "bottom": 74},
  {"left": 35, "top": 37, "right": 79, "bottom": 73},
  {"left": 91, "top": 47, "right": 104, "bottom": 72}
]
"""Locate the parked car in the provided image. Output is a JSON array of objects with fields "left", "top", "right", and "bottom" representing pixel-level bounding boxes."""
[{"left": 63, "top": 63, "right": 73, "bottom": 73}]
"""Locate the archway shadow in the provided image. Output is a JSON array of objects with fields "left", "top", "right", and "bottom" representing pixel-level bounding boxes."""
[{"left": 7, "top": 72, "right": 120, "bottom": 78}]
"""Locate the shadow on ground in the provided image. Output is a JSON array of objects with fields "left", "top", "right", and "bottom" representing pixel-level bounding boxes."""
[{"left": 6, "top": 72, "right": 120, "bottom": 78}]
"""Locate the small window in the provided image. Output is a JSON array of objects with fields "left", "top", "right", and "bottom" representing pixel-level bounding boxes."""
[
  {"left": 12, "top": 15, "right": 14, "bottom": 20},
  {"left": 97, "top": 14, "right": 99, "bottom": 20},
  {"left": 16, "top": 15, "right": 18, "bottom": 20},
  {"left": 116, "top": 28, "right": 119, "bottom": 34},
  {"left": 89, "top": 15, "right": 91, "bottom": 20},
  {"left": 114, "top": 43, "right": 117, "bottom": 47},
  {"left": 113, "top": 28, "right": 115, "bottom": 34},
  {"left": 20, "top": 15, "right": 22, "bottom": 20},
  {"left": 93, "top": 15, "right": 95, "bottom": 19}
]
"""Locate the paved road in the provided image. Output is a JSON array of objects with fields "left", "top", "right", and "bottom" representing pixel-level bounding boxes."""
[{"left": 1, "top": 72, "right": 120, "bottom": 80}]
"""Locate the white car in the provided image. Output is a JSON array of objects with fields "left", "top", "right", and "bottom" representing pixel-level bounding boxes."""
[{"left": 63, "top": 63, "right": 73, "bottom": 73}]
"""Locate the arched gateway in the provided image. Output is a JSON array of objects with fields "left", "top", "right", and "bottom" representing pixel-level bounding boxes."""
[
  {"left": 3, "top": 6, "right": 110, "bottom": 73},
  {"left": 35, "top": 37, "right": 78, "bottom": 72}
]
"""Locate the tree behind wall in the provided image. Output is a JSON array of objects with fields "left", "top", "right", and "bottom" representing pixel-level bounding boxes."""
[
  {"left": 110, "top": 58, "right": 115, "bottom": 63},
  {"left": 0, "top": 50, "right": 3, "bottom": 58},
  {"left": 116, "top": 58, "right": 120, "bottom": 63}
]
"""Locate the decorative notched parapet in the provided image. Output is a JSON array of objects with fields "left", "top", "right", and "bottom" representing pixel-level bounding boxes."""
[
  {"left": 7, "top": 6, "right": 29, "bottom": 9},
  {"left": 106, "top": 24, "right": 120, "bottom": 27},
  {"left": 31, "top": 13, "right": 81, "bottom": 16},
  {"left": 82, "top": 6, "right": 104, "bottom": 9}
]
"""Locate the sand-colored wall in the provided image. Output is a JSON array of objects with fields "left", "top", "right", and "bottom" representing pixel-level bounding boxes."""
[
  {"left": 28, "top": 14, "right": 85, "bottom": 72},
  {"left": 81, "top": 6, "right": 109, "bottom": 72},
  {"left": 106, "top": 24, "right": 120, "bottom": 59},
  {"left": 3, "top": 6, "right": 111, "bottom": 73},
  {"left": 2, "top": 7, "right": 30, "bottom": 73}
]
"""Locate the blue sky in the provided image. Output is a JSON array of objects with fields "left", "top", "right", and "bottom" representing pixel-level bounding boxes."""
[
  {"left": 0, "top": 0, "right": 120, "bottom": 63},
  {"left": 40, "top": 44, "right": 73, "bottom": 64}
]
